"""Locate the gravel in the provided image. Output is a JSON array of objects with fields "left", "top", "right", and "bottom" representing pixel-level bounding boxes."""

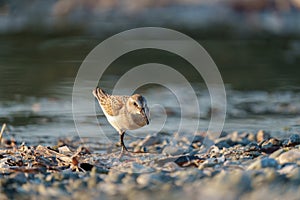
[{"left": 1, "top": 131, "right": 300, "bottom": 199}]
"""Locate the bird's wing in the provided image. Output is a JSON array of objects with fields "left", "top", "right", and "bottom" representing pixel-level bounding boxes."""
[
  {"left": 93, "top": 88, "right": 127, "bottom": 116},
  {"left": 108, "top": 95, "right": 128, "bottom": 116}
]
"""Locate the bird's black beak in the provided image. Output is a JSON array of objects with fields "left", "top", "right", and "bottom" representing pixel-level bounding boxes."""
[{"left": 141, "top": 108, "right": 149, "bottom": 125}]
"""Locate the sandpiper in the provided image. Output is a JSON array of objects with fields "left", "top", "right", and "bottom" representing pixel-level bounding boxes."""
[{"left": 93, "top": 87, "right": 150, "bottom": 155}]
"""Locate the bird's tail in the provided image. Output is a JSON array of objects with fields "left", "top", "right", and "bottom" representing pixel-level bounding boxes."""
[{"left": 92, "top": 87, "right": 108, "bottom": 100}]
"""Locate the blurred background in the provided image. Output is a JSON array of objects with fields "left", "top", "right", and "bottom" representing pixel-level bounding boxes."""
[{"left": 0, "top": 0, "right": 300, "bottom": 145}]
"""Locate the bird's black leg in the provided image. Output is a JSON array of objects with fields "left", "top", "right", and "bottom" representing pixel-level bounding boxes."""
[
  {"left": 120, "top": 132, "right": 128, "bottom": 152},
  {"left": 119, "top": 132, "right": 136, "bottom": 160}
]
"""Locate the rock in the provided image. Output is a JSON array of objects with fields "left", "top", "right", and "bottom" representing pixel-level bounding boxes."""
[
  {"left": 136, "top": 173, "right": 158, "bottom": 187},
  {"left": 259, "top": 158, "right": 278, "bottom": 168},
  {"left": 244, "top": 142, "right": 261, "bottom": 158},
  {"left": 247, "top": 132, "right": 256, "bottom": 142},
  {"left": 0, "top": 158, "right": 11, "bottom": 172},
  {"left": 61, "top": 171, "right": 79, "bottom": 180},
  {"left": 0, "top": 193, "right": 8, "bottom": 200},
  {"left": 261, "top": 138, "right": 281, "bottom": 154},
  {"left": 91, "top": 166, "right": 109, "bottom": 174},
  {"left": 277, "top": 164, "right": 298, "bottom": 176},
  {"left": 208, "top": 145, "right": 222, "bottom": 157},
  {"left": 105, "top": 170, "right": 126, "bottom": 183},
  {"left": 34, "top": 173, "right": 46, "bottom": 183},
  {"left": 263, "top": 168, "right": 279, "bottom": 182},
  {"left": 136, "top": 173, "right": 171, "bottom": 187},
  {"left": 52, "top": 171, "right": 78, "bottom": 181},
  {"left": 70, "top": 179, "right": 87, "bottom": 190},
  {"left": 162, "top": 162, "right": 181, "bottom": 172},
  {"left": 247, "top": 157, "right": 278, "bottom": 170},
  {"left": 45, "top": 174, "right": 54, "bottom": 183},
  {"left": 232, "top": 132, "right": 251, "bottom": 146},
  {"left": 152, "top": 156, "right": 176, "bottom": 167},
  {"left": 162, "top": 146, "right": 185, "bottom": 156},
  {"left": 245, "top": 142, "right": 260, "bottom": 150},
  {"left": 174, "top": 155, "right": 202, "bottom": 167},
  {"left": 287, "top": 167, "right": 300, "bottom": 181},
  {"left": 278, "top": 149, "right": 300, "bottom": 164},
  {"left": 215, "top": 132, "right": 251, "bottom": 148},
  {"left": 199, "top": 156, "right": 225, "bottom": 169},
  {"left": 219, "top": 131, "right": 229, "bottom": 138},
  {"left": 192, "top": 132, "right": 206, "bottom": 143},
  {"left": 282, "top": 134, "right": 300, "bottom": 147},
  {"left": 126, "top": 162, "right": 155, "bottom": 174},
  {"left": 9, "top": 172, "right": 27, "bottom": 185},
  {"left": 173, "top": 169, "right": 205, "bottom": 185},
  {"left": 137, "top": 134, "right": 162, "bottom": 147},
  {"left": 250, "top": 168, "right": 279, "bottom": 184},
  {"left": 256, "top": 130, "right": 271, "bottom": 143},
  {"left": 215, "top": 139, "right": 231, "bottom": 149},
  {"left": 269, "top": 148, "right": 284, "bottom": 159},
  {"left": 87, "top": 175, "right": 102, "bottom": 188},
  {"left": 211, "top": 170, "right": 252, "bottom": 196},
  {"left": 37, "top": 183, "right": 66, "bottom": 196},
  {"left": 121, "top": 174, "right": 137, "bottom": 185},
  {"left": 98, "top": 182, "right": 118, "bottom": 195},
  {"left": 230, "top": 131, "right": 240, "bottom": 141}
]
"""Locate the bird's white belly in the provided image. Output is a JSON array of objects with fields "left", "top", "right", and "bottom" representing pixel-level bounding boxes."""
[{"left": 106, "top": 114, "right": 141, "bottom": 132}]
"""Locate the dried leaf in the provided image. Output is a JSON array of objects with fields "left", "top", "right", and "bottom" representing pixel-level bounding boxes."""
[
  {"left": 58, "top": 145, "right": 72, "bottom": 154},
  {"left": 36, "top": 145, "right": 72, "bottom": 163}
]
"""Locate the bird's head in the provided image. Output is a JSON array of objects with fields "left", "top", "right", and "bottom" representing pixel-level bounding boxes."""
[{"left": 127, "top": 94, "right": 150, "bottom": 125}]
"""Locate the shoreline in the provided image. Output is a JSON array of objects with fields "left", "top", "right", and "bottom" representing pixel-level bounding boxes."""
[{"left": 1, "top": 130, "right": 300, "bottom": 199}]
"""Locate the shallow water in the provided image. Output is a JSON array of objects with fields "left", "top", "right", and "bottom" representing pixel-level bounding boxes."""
[{"left": 0, "top": 35, "right": 300, "bottom": 145}]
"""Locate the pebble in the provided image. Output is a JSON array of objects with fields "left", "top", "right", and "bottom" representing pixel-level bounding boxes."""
[
  {"left": 250, "top": 168, "right": 279, "bottom": 185},
  {"left": 256, "top": 130, "right": 271, "bottom": 143},
  {"left": 121, "top": 174, "right": 137, "bottom": 185},
  {"left": 105, "top": 170, "right": 126, "bottom": 183},
  {"left": 287, "top": 167, "right": 300, "bottom": 181},
  {"left": 173, "top": 169, "right": 205, "bottom": 186},
  {"left": 247, "top": 132, "right": 256, "bottom": 142},
  {"left": 282, "top": 134, "right": 300, "bottom": 147},
  {"left": 261, "top": 138, "right": 281, "bottom": 153},
  {"left": 70, "top": 179, "right": 87, "bottom": 190},
  {"left": 247, "top": 157, "right": 278, "bottom": 170},
  {"left": 136, "top": 173, "right": 171, "bottom": 187},
  {"left": 174, "top": 155, "right": 201, "bottom": 167},
  {"left": 199, "top": 157, "right": 225, "bottom": 169},
  {"left": 9, "top": 173, "right": 27, "bottom": 185},
  {"left": 2, "top": 131, "right": 300, "bottom": 199},
  {"left": 162, "top": 162, "right": 181, "bottom": 172},
  {"left": 137, "top": 134, "right": 162, "bottom": 147},
  {"left": 211, "top": 170, "right": 252, "bottom": 196},
  {"left": 278, "top": 164, "right": 298, "bottom": 176},
  {"left": 87, "top": 175, "right": 102, "bottom": 188},
  {"left": 278, "top": 149, "right": 300, "bottom": 164},
  {"left": 215, "top": 138, "right": 232, "bottom": 149},
  {"left": 231, "top": 132, "right": 251, "bottom": 146},
  {"left": 126, "top": 162, "right": 155, "bottom": 174},
  {"left": 269, "top": 148, "right": 284, "bottom": 159},
  {"left": 162, "top": 146, "right": 185, "bottom": 156},
  {"left": 192, "top": 134, "right": 205, "bottom": 144}
]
